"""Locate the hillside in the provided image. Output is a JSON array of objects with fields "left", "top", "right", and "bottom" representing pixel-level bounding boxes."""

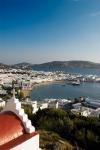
[
  {"left": 11, "top": 62, "right": 32, "bottom": 70},
  {"left": 1, "top": 61, "right": 100, "bottom": 70},
  {"left": 28, "top": 108, "right": 100, "bottom": 150},
  {"left": 0, "top": 63, "right": 9, "bottom": 69},
  {"left": 32, "top": 61, "right": 100, "bottom": 71},
  {"left": 39, "top": 130, "right": 74, "bottom": 150}
]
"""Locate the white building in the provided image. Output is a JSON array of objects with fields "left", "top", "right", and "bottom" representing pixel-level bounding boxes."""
[
  {"left": 0, "top": 98, "right": 5, "bottom": 107},
  {"left": 48, "top": 101, "right": 59, "bottom": 109},
  {"left": 72, "top": 103, "right": 82, "bottom": 109},
  {"left": 40, "top": 103, "right": 48, "bottom": 110},
  {"left": 89, "top": 108, "right": 100, "bottom": 117},
  {"left": 32, "top": 101, "right": 39, "bottom": 114},
  {"left": 71, "top": 108, "right": 90, "bottom": 117}
]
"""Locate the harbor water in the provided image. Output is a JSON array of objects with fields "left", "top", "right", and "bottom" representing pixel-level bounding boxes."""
[
  {"left": 30, "top": 81, "right": 100, "bottom": 101},
  {"left": 31, "top": 67, "right": 100, "bottom": 101}
]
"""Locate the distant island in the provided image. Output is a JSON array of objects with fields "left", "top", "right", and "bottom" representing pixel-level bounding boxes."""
[{"left": 1, "top": 60, "right": 100, "bottom": 70}]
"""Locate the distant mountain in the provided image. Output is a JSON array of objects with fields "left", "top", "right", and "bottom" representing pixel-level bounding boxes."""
[
  {"left": 1, "top": 61, "right": 100, "bottom": 70},
  {"left": 32, "top": 61, "right": 100, "bottom": 71},
  {"left": 11, "top": 62, "right": 32, "bottom": 70},
  {"left": 0, "top": 63, "right": 9, "bottom": 69}
]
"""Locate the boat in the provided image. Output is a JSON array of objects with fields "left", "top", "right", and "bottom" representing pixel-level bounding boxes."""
[{"left": 71, "top": 80, "right": 80, "bottom": 85}]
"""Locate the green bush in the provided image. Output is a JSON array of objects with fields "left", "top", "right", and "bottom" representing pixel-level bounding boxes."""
[{"left": 26, "top": 108, "right": 100, "bottom": 149}]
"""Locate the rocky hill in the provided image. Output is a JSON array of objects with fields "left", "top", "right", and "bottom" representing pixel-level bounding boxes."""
[
  {"left": 0, "top": 63, "right": 9, "bottom": 69},
  {"left": 32, "top": 61, "right": 100, "bottom": 71},
  {"left": 1, "top": 61, "right": 100, "bottom": 70},
  {"left": 11, "top": 62, "right": 32, "bottom": 70}
]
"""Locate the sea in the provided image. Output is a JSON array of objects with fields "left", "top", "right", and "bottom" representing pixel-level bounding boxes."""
[
  {"left": 30, "top": 67, "right": 100, "bottom": 101},
  {"left": 32, "top": 67, "right": 100, "bottom": 76}
]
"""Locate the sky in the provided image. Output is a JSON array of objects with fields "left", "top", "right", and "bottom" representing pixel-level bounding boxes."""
[{"left": 0, "top": 0, "right": 100, "bottom": 64}]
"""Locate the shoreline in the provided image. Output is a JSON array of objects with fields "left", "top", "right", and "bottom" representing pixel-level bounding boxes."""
[
  {"left": 22, "top": 80, "right": 100, "bottom": 100},
  {"left": 22, "top": 80, "right": 64, "bottom": 98}
]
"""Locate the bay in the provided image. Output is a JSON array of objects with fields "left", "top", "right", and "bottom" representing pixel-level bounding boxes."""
[
  {"left": 31, "top": 67, "right": 100, "bottom": 101},
  {"left": 30, "top": 82, "right": 100, "bottom": 101}
]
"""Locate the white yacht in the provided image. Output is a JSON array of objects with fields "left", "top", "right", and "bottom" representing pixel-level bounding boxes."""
[{"left": 72, "top": 80, "right": 80, "bottom": 85}]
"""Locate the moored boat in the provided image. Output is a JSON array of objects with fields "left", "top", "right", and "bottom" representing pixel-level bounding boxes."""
[{"left": 71, "top": 80, "right": 80, "bottom": 85}]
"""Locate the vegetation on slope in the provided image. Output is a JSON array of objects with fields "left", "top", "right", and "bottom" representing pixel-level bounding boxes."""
[
  {"left": 39, "top": 130, "right": 73, "bottom": 150},
  {"left": 24, "top": 108, "right": 100, "bottom": 150}
]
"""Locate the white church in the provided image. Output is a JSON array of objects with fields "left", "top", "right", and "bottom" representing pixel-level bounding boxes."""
[{"left": 0, "top": 89, "right": 40, "bottom": 150}]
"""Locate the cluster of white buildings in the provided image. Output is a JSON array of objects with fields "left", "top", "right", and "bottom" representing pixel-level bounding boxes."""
[
  {"left": 0, "top": 69, "right": 82, "bottom": 98},
  {"left": 0, "top": 69, "right": 64, "bottom": 92},
  {"left": 22, "top": 99, "right": 59, "bottom": 114},
  {"left": 1, "top": 95, "right": 100, "bottom": 118},
  {"left": 71, "top": 101, "right": 100, "bottom": 117},
  {"left": 0, "top": 68, "right": 100, "bottom": 95}
]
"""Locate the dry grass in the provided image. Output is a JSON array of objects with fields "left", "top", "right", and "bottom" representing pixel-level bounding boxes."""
[{"left": 38, "top": 130, "right": 74, "bottom": 150}]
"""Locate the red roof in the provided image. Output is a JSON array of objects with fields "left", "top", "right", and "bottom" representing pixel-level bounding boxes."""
[
  {"left": 0, "top": 111, "right": 38, "bottom": 150},
  {"left": 0, "top": 111, "right": 25, "bottom": 146}
]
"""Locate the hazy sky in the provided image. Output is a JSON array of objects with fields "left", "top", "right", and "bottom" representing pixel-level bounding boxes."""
[{"left": 0, "top": 0, "right": 100, "bottom": 64}]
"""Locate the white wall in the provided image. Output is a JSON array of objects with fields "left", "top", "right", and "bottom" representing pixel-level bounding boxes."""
[{"left": 11, "top": 134, "right": 39, "bottom": 150}]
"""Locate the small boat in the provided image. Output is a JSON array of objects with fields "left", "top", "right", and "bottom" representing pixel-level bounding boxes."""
[{"left": 71, "top": 80, "right": 80, "bottom": 85}]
